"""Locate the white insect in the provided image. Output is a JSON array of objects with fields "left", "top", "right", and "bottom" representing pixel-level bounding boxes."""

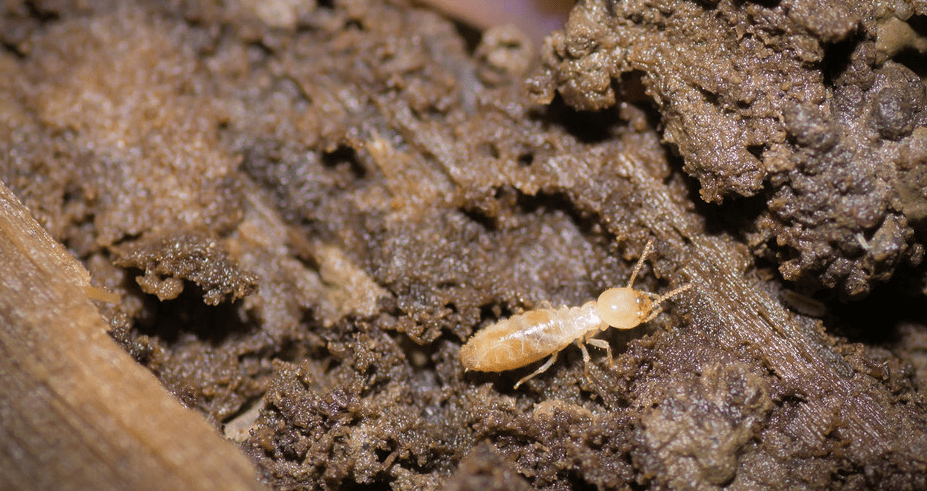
[{"left": 460, "top": 240, "right": 691, "bottom": 388}]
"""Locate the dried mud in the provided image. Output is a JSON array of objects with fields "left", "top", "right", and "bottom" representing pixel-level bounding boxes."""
[
  {"left": 2, "top": 0, "right": 927, "bottom": 489},
  {"left": 532, "top": 0, "right": 927, "bottom": 299}
]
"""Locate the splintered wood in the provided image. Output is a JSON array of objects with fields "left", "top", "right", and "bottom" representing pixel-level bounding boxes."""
[{"left": 0, "top": 182, "right": 265, "bottom": 491}]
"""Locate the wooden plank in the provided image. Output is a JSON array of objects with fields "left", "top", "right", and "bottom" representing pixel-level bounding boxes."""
[{"left": 0, "top": 181, "right": 265, "bottom": 491}]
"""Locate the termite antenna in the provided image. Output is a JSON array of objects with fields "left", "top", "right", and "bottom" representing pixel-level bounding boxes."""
[
  {"left": 626, "top": 240, "right": 653, "bottom": 288},
  {"left": 653, "top": 283, "right": 693, "bottom": 306}
]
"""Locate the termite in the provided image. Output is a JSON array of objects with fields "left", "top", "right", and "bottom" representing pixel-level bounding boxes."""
[{"left": 460, "top": 240, "right": 691, "bottom": 389}]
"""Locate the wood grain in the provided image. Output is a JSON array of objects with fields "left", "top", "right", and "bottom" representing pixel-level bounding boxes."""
[{"left": 0, "top": 181, "right": 265, "bottom": 491}]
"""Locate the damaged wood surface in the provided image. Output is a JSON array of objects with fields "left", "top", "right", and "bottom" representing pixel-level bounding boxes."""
[
  {"left": 1, "top": 1, "right": 926, "bottom": 489},
  {"left": 0, "top": 182, "right": 265, "bottom": 491},
  {"left": 608, "top": 153, "right": 927, "bottom": 481}
]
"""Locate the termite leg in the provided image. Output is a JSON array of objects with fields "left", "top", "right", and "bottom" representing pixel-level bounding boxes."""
[
  {"left": 586, "top": 338, "right": 613, "bottom": 367},
  {"left": 514, "top": 351, "right": 558, "bottom": 389},
  {"left": 576, "top": 339, "right": 594, "bottom": 378}
]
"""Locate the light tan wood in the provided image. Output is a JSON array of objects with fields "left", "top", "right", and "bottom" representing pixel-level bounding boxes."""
[{"left": 0, "top": 181, "right": 265, "bottom": 491}]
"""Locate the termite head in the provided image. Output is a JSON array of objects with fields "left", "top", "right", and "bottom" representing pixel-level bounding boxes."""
[{"left": 596, "top": 287, "right": 652, "bottom": 330}]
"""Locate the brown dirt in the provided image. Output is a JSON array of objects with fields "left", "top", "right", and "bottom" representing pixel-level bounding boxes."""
[
  {"left": 2, "top": 0, "right": 927, "bottom": 489},
  {"left": 531, "top": 0, "right": 927, "bottom": 299}
]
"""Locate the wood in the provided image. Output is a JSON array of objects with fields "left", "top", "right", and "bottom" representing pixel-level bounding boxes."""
[
  {"left": 0, "top": 181, "right": 265, "bottom": 491},
  {"left": 609, "top": 153, "right": 927, "bottom": 461}
]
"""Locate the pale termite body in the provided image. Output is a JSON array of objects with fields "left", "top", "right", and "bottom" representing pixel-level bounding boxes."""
[{"left": 460, "top": 240, "right": 691, "bottom": 388}]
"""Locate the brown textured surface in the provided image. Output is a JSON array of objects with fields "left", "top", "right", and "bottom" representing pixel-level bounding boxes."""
[
  {"left": 1, "top": 0, "right": 927, "bottom": 489},
  {"left": 531, "top": 0, "right": 927, "bottom": 298},
  {"left": 0, "top": 182, "right": 264, "bottom": 491}
]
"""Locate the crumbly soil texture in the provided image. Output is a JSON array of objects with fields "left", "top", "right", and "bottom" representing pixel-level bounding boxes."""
[{"left": 2, "top": 0, "right": 927, "bottom": 489}]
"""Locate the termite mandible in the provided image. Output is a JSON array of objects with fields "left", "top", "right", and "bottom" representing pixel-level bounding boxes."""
[{"left": 460, "top": 240, "right": 691, "bottom": 389}]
